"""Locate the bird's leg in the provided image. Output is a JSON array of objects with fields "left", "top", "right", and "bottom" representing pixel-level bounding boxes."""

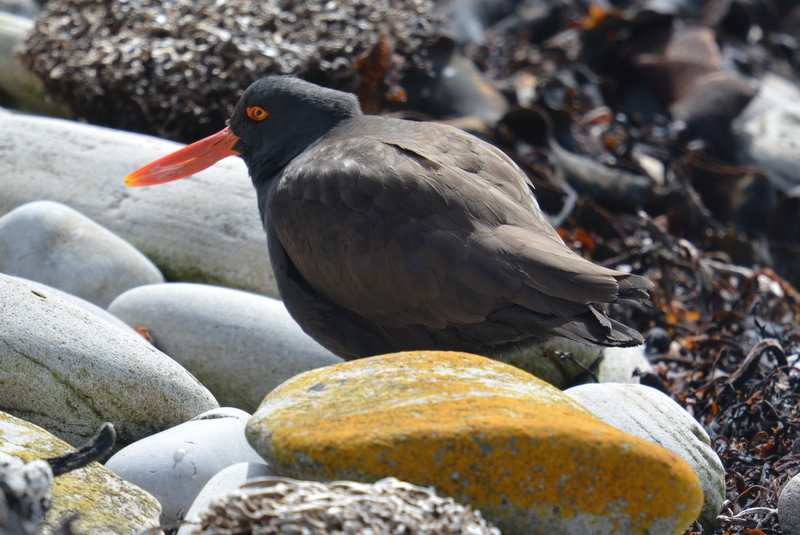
[{"left": 541, "top": 348, "right": 602, "bottom": 384}]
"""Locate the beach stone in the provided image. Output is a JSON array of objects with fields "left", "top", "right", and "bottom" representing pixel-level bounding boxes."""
[
  {"left": 736, "top": 102, "right": 800, "bottom": 192},
  {"left": 106, "top": 408, "right": 266, "bottom": 525},
  {"left": 0, "top": 273, "right": 218, "bottom": 447},
  {"left": 498, "top": 337, "right": 651, "bottom": 389},
  {"left": 10, "top": 277, "right": 143, "bottom": 337},
  {"left": 108, "top": 283, "right": 343, "bottom": 412},
  {"left": 779, "top": 472, "right": 800, "bottom": 535},
  {"left": 0, "top": 13, "right": 67, "bottom": 116},
  {"left": 0, "top": 114, "right": 276, "bottom": 297},
  {"left": 0, "top": 411, "right": 162, "bottom": 535},
  {"left": 0, "top": 200, "right": 164, "bottom": 307},
  {"left": 565, "top": 382, "right": 725, "bottom": 531},
  {"left": 246, "top": 351, "right": 703, "bottom": 535},
  {"left": 0, "top": 0, "right": 38, "bottom": 17},
  {"left": 176, "top": 462, "right": 275, "bottom": 535},
  {"left": 734, "top": 74, "right": 800, "bottom": 192}
]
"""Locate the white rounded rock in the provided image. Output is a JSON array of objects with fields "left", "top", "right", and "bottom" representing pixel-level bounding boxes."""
[
  {"left": 10, "top": 276, "right": 143, "bottom": 337},
  {"left": 565, "top": 382, "right": 725, "bottom": 531},
  {"left": 0, "top": 273, "right": 218, "bottom": 447},
  {"left": 779, "top": 472, "right": 800, "bottom": 535},
  {"left": 108, "top": 283, "right": 343, "bottom": 411},
  {"left": 734, "top": 74, "right": 800, "bottom": 192},
  {"left": 0, "top": 114, "right": 275, "bottom": 296},
  {"left": 106, "top": 408, "right": 266, "bottom": 525},
  {"left": 176, "top": 462, "right": 275, "bottom": 535},
  {"left": 0, "top": 200, "right": 164, "bottom": 307}
]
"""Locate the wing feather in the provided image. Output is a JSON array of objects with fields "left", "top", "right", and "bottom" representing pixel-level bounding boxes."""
[{"left": 269, "top": 117, "right": 630, "bottom": 331}]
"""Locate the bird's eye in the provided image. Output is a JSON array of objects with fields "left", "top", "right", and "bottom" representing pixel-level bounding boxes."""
[{"left": 246, "top": 106, "right": 269, "bottom": 121}]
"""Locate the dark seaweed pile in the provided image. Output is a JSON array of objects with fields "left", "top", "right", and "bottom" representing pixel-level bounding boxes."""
[{"left": 18, "top": 0, "right": 439, "bottom": 141}]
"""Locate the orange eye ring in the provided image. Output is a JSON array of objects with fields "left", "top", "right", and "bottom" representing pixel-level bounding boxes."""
[{"left": 246, "top": 106, "right": 269, "bottom": 121}]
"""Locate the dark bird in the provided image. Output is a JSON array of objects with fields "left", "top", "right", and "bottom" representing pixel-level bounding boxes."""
[{"left": 126, "top": 76, "right": 652, "bottom": 360}]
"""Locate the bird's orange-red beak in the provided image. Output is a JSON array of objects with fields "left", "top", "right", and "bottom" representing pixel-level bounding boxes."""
[{"left": 125, "top": 127, "right": 242, "bottom": 186}]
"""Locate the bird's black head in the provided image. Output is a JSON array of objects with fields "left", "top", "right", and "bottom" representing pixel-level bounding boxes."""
[
  {"left": 228, "top": 76, "right": 363, "bottom": 187},
  {"left": 124, "top": 76, "right": 361, "bottom": 189}
]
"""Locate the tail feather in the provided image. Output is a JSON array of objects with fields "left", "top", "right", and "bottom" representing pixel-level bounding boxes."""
[{"left": 615, "top": 273, "right": 653, "bottom": 307}]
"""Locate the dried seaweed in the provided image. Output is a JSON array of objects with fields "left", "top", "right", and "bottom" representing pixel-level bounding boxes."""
[
  {"left": 194, "top": 476, "right": 500, "bottom": 535},
  {"left": 555, "top": 204, "right": 800, "bottom": 535},
  {"left": 18, "top": 0, "right": 439, "bottom": 142}
]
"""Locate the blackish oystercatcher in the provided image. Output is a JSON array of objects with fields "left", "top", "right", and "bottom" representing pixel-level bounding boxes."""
[{"left": 126, "top": 76, "right": 652, "bottom": 360}]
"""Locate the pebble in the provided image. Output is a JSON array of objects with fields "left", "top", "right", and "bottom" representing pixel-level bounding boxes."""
[
  {"left": 0, "top": 200, "right": 164, "bottom": 307},
  {"left": 176, "top": 462, "right": 275, "bottom": 535},
  {"left": 0, "top": 273, "right": 218, "bottom": 447},
  {"left": 0, "top": 113, "right": 276, "bottom": 297},
  {"left": 734, "top": 73, "right": 800, "bottom": 192},
  {"left": 0, "top": 0, "right": 39, "bottom": 17},
  {"left": 10, "top": 276, "right": 143, "bottom": 336},
  {"left": 497, "top": 337, "right": 651, "bottom": 389},
  {"left": 565, "top": 382, "right": 725, "bottom": 531},
  {"left": 106, "top": 408, "right": 267, "bottom": 525},
  {"left": 108, "top": 283, "right": 343, "bottom": 411},
  {"left": 246, "top": 350, "right": 703, "bottom": 535},
  {"left": 0, "top": 12, "right": 67, "bottom": 116},
  {"left": 780, "top": 472, "right": 800, "bottom": 535},
  {"left": 0, "top": 410, "right": 162, "bottom": 535}
]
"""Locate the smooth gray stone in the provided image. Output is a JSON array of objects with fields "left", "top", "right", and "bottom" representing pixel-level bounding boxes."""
[
  {"left": 779, "top": 472, "right": 800, "bottom": 535},
  {"left": 565, "top": 382, "right": 725, "bottom": 531},
  {"left": 176, "top": 462, "right": 275, "bottom": 535},
  {"left": 107, "top": 283, "right": 343, "bottom": 412},
  {"left": 0, "top": 273, "right": 218, "bottom": 447},
  {"left": 0, "top": 0, "right": 38, "bottom": 17},
  {"left": 0, "top": 410, "right": 162, "bottom": 535},
  {"left": 734, "top": 74, "right": 800, "bottom": 192},
  {"left": 0, "top": 114, "right": 276, "bottom": 297},
  {"left": 0, "top": 200, "right": 164, "bottom": 307},
  {"left": 106, "top": 408, "right": 266, "bottom": 525},
  {"left": 0, "top": 13, "right": 67, "bottom": 116},
  {"left": 10, "top": 276, "right": 143, "bottom": 337}
]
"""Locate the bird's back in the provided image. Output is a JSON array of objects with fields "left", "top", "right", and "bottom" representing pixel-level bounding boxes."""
[{"left": 263, "top": 115, "right": 651, "bottom": 359}]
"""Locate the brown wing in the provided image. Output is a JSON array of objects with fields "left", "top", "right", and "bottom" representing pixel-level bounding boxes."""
[{"left": 269, "top": 117, "right": 631, "bottom": 330}]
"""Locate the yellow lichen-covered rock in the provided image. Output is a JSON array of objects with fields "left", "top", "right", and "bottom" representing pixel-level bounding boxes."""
[
  {"left": 246, "top": 351, "right": 703, "bottom": 535},
  {"left": 0, "top": 411, "right": 162, "bottom": 535}
]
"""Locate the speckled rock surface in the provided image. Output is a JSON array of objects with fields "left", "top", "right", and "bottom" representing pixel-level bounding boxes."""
[
  {"left": 108, "top": 283, "right": 342, "bottom": 411},
  {"left": 106, "top": 408, "right": 265, "bottom": 524},
  {"left": 0, "top": 200, "right": 164, "bottom": 307},
  {"left": 565, "top": 382, "right": 725, "bottom": 531},
  {"left": 0, "top": 411, "right": 162, "bottom": 535},
  {"left": 0, "top": 273, "right": 218, "bottom": 447},
  {"left": 779, "top": 471, "right": 800, "bottom": 535},
  {"left": 0, "top": 114, "right": 275, "bottom": 296},
  {"left": 246, "top": 351, "right": 703, "bottom": 535},
  {"left": 11, "top": 277, "right": 142, "bottom": 336}
]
